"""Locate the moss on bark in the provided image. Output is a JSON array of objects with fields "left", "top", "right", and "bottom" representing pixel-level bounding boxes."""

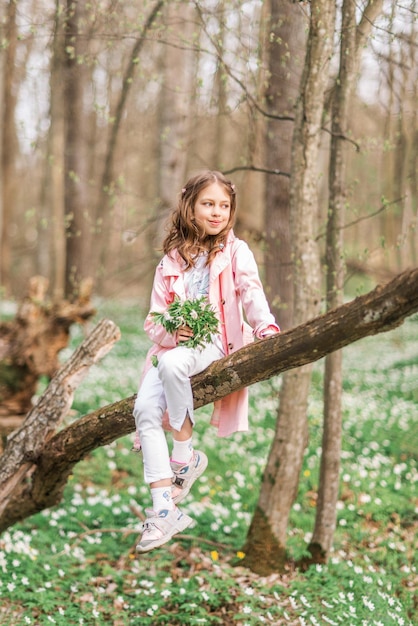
[{"left": 240, "top": 506, "right": 287, "bottom": 575}]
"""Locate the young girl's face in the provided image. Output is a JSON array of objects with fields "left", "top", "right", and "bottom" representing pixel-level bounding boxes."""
[{"left": 193, "top": 182, "right": 231, "bottom": 237}]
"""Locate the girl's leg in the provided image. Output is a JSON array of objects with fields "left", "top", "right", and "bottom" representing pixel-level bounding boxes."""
[
  {"left": 157, "top": 341, "right": 223, "bottom": 431},
  {"left": 133, "top": 367, "right": 172, "bottom": 498},
  {"left": 158, "top": 342, "right": 223, "bottom": 503},
  {"left": 170, "top": 414, "right": 193, "bottom": 464},
  {"left": 134, "top": 364, "right": 194, "bottom": 554}
]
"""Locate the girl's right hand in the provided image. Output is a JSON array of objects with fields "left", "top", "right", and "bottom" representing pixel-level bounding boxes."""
[{"left": 176, "top": 325, "right": 194, "bottom": 344}]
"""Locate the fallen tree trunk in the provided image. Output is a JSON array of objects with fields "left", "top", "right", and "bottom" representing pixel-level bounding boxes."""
[{"left": 0, "top": 267, "right": 417, "bottom": 532}]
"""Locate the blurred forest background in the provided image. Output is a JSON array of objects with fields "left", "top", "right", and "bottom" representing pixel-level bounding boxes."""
[{"left": 0, "top": 0, "right": 416, "bottom": 308}]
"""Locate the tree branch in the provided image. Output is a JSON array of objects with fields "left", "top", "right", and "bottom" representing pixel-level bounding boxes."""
[
  {"left": 0, "top": 319, "right": 121, "bottom": 519},
  {"left": 223, "top": 165, "right": 290, "bottom": 178},
  {"left": 315, "top": 196, "right": 404, "bottom": 241}
]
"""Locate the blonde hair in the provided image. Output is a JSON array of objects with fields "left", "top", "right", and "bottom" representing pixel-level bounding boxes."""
[{"left": 163, "top": 170, "right": 236, "bottom": 269}]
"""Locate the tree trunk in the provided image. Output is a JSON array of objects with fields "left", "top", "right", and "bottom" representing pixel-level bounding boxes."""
[
  {"left": 0, "top": 0, "right": 18, "bottom": 294},
  {"left": 397, "top": 30, "right": 416, "bottom": 269},
  {"left": 37, "top": 0, "right": 67, "bottom": 298},
  {"left": 154, "top": 2, "right": 197, "bottom": 245},
  {"left": 1, "top": 266, "right": 416, "bottom": 534},
  {"left": 211, "top": 2, "right": 227, "bottom": 172},
  {"left": 243, "top": 0, "right": 337, "bottom": 574},
  {"left": 307, "top": 0, "right": 356, "bottom": 563},
  {"left": 63, "top": 0, "right": 91, "bottom": 299},
  {"left": 408, "top": 42, "right": 418, "bottom": 266},
  {"left": 380, "top": 2, "right": 400, "bottom": 271},
  {"left": 264, "top": 0, "right": 307, "bottom": 331},
  {"left": 308, "top": 0, "right": 385, "bottom": 564}
]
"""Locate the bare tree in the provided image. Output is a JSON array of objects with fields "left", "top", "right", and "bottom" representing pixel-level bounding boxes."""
[
  {"left": 210, "top": 1, "right": 228, "bottom": 171},
  {"left": 63, "top": 0, "right": 92, "bottom": 299},
  {"left": 0, "top": 0, "right": 18, "bottom": 294},
  {"left": 243, "top": 0, "right": 337, "bottom": 574},
  {"left": 154, "top": 2, "right": 198, "bottom": 245},
  {"left": 263, "top": 0, "right": 307, "bottom": 330},
  {"left": 308, "top": 0, "right": 357, "bottom": 563},
  {"left": 38, "top": 0, "right": 67, "bottom": 299},
  {"left": 307, "top": 0, "right": 386, "bottom": 563}
]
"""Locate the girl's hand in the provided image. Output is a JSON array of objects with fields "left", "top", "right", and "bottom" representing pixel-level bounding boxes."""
[
  {"left": 176, "top": 325, "right": 194, "bottom": 344},
  {"left": 260, "top": 325, "right": 280, "bottom": 338}
]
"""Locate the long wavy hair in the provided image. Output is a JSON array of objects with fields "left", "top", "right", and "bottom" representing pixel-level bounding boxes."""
[{"left": 163, "top": 170, "right": 237, "bottom": 269}]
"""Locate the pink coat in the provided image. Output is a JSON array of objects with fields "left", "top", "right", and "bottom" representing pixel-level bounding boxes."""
[{"left": 140, "top": 231, "right": 279, "bottom": 437}]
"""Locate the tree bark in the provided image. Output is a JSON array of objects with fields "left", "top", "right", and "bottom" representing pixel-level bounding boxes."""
[
  {"left": 38, "top": 0, "right": 67, "bottom": 298},
  {"left": 154, "top": 2, "right": 197, "bottom": 245},
  {"left": 243, "top": 0, "right": 337, "bottom": 574},
  {"left": 0, "top": 267, "right": 417, "bottom": 533},
  {"left": 0, "top": 276, "right": 96, "bottom": 436},
  {"left": 408, "top": 28, "right": 418, "bottom": 266},
  {"left": 308, "top": 0, "right": 357, "bottom": 563},
  {"left": 211, "top": 1, "right": 227, "bottom": 172},
  {"left": 264, "top": 0, "right": 307, "bottom": 330},
  {"left": 50, "top": 1, "right": 67, "bottom": 299},
  {"left": 308, "top": 0, "right": 386, "bottom": 564},
  {"left": 0, "top": 0, "right": 18, "bottom": 294},
  {"left": 63, "top": 0, "right": 91, "bottom": 299},
  {"left": 0, "top": 319, "right": 121, "bottom": 518}
]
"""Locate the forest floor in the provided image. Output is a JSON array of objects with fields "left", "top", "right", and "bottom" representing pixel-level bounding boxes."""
[{"left": 0, "top": 302, "right": 416, "bottom": 625}]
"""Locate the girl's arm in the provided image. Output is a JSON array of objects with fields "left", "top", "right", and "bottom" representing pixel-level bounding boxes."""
[
  {"left": 232, "top": 240, "right": 280, "bottom": 338},
  {"left": 143, "top": 265, "right": 177, "bottom": 348}
]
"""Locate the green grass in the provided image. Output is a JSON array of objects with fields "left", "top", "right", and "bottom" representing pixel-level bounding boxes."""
[{"left": 0, "top": 303, "right": 416, "bottom": 625}]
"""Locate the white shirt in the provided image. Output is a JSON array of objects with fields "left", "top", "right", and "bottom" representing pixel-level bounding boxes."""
[
  {"left": 183, "top": 253, "right": 224, "bottom": 353},
  {"left": 184, "top": 254, "right": 210, "bottom": 299}
]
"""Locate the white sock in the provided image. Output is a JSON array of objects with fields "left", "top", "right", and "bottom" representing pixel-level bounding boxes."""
[
  {"left": 171, "top": 437, "right": 194, "bottom": 465},
  {"left": 151, "top": 486, "right": 174, "bottom": 512}
]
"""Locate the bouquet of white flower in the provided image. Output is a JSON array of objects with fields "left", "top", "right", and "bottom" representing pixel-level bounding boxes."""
[{"left": 150, "top": 296, "right": 219, "bottom": 349}]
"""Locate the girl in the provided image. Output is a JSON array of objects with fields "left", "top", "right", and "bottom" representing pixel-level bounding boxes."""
[{"left": 134, "top": 170, "right": 279, "bottom": 553}]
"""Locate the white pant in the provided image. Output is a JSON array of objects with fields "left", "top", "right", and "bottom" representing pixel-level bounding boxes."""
[{"left": 133, "top": 342, "right": 224, "bottom": 483}]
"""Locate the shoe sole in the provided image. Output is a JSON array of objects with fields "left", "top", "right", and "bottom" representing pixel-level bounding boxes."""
[
  {"left": 172, "top": 453, "right": 208, "bottom": 505},
  {"left": 136, "top": 513, "right": 194, "bottom": 554}
]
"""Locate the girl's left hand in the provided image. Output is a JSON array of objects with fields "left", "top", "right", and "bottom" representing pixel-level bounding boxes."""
[
  {"left": 260, "top": 325, "right": 280, "bottom": 338},
  {"left": 176, "top": 325, "right": 194, "bottom": 344}
]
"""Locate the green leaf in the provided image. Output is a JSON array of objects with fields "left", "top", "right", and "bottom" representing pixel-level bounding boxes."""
[{"left": 150, "top": 297, "right": 219, "bottom": 349}]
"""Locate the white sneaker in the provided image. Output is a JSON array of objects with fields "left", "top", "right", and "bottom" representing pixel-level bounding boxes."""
[
  {"left": 171, "top": 450, "right": 208, "bottom": 504},
  {"left": 136, "top": 507, "right": 193, "bottom": 553}
]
